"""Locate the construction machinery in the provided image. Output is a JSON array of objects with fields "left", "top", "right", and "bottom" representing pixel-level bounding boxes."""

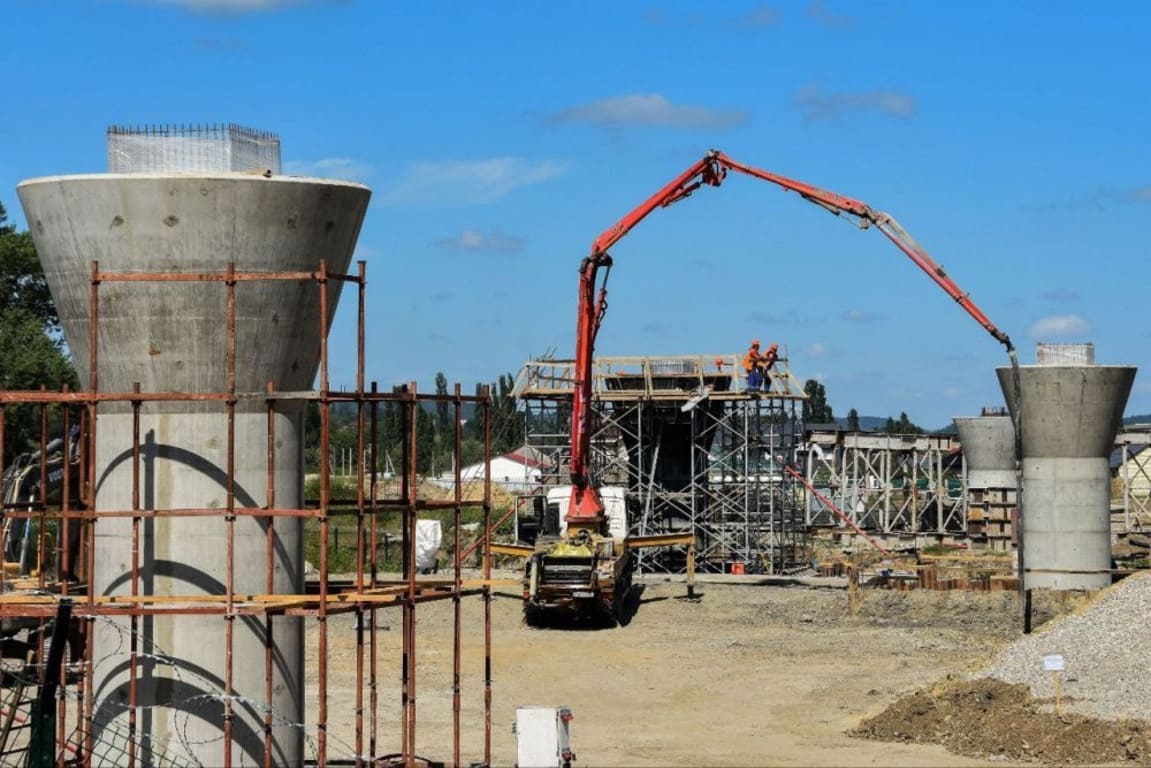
[
  {"left": 1, "top": 439, "right": 82, "bottom": 579},
  {"left": 522, "top": 149, "right": 1015, "bottom": 624}
]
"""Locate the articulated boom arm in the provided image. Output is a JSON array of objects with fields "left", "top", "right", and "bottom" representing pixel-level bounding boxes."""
[
  {"left": 712, "top": 152, "right": 1012, "bottom": 350},
  {"left": 566, "top": 150, "right": 1013, "bottom": 527}
]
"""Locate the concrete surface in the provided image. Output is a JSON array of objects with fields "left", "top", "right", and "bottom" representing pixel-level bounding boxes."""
[{"left": 954, "top": 415, "right": 1016, "bottom": 490}]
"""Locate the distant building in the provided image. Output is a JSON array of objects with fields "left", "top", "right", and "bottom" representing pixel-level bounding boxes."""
[{"left": 456, "top": 445, "right": 549, "bottom": 491}]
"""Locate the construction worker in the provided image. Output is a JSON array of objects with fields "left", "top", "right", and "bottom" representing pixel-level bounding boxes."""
[
  {"left": 743, "top": 340, "right": 764, "bottom": 392},
  {"left": 758, "top": 342, "right": 779, "bottom": 392}
]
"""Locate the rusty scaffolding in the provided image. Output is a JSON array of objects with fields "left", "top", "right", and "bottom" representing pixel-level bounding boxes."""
[
  {"left": 0, "top": 261, "right": 495, "bottom": 767},
  {"left": 516, "top": 354, "right": 809, "bottom": 574}
]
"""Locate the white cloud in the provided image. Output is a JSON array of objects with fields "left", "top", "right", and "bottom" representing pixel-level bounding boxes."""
[
  {"left": 842, "top": 308, "right": 885, "bottom": 323},
  {"left": 1040, "top": 288, "right": 1080, "bottom": 302},
  {"left": 806, "top": 0, "right": 855, "bottom": 28},
  {"left": 434, "top": 228, "right": 525, "bottom": 253},
  {"left": 1029, "top": 314, "right": 1091, "bottom": 340},
  {"left": 379, "top": 157, "right": 565, "bottom": 207},
  {"left": 549, "top": 94, "right": 747, "bottom": 130},
  {"left": 283, "top": 157, "right": 373, "bottom": 181},
  {"left": 734, "top": 5, "right": 782, "bottom": 27},
  {"left": 805, "top": 342, "right": 828, "bottom": 358},
  {"left": 136, "top": 0, "right": 308, "bottom": 12},
  {"left": 794, "top": 85, "right": 916, "bottom": 124},
  {"left": 1028, "top": 185, "right": 1151, "bottom": 212}
]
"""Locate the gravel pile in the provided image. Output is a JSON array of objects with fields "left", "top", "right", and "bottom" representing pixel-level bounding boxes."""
[{"left": 981, "top": 571, "right": 1151, "bottom": 721}]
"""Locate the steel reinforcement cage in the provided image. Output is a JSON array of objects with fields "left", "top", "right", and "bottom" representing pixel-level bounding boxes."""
[
  {"left": 0, "top": 260, "right": 497, "bottom": 768},
  {"left": 107, "top": 124, "right": 282, "bottom": 175}
]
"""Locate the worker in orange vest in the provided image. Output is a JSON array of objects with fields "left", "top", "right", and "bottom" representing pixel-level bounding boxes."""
[
  {"left": 759, "top": 342, "right": 779, "bottom": 391},
  {"left": 743, "top": 340, "right": 764, "bottom": 392},
  {"left": 743, "top": 340, "right": 780, "bottom": 393}
]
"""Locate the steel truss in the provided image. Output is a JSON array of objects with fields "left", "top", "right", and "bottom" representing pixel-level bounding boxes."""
[
  {"left": 804, "top": 429, "right": 964, "bottom": 536},
  {"left": 1117, "top": 429, "right": 1151, "bottom": 533}
]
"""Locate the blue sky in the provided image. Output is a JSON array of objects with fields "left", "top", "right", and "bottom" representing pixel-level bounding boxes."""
[{"left": 2, "top": 0, "right": 1149, "bottom": 428}]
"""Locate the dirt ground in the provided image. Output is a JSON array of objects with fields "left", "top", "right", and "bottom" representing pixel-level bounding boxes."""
[
  {"left": 306, "top": 573, "right": 1038, "bottom": 766},
  {"left": 854, "top": 678, "right": 1151, "bottom": 764}
]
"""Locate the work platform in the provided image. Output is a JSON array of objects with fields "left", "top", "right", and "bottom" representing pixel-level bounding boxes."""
[{"left": 514, "top": 354, "right": 808, "bottom": 402}]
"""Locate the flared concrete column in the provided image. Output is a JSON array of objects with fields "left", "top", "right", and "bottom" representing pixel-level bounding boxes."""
[
  {"left": 18, "top": 174, "right": 370, "bottom": 765},
  {"left": 954, "top": 416, "right": 1016, "bottom": 490},
  {"left": 996, "top": 365, "right": 1136, "bottom": 590}
]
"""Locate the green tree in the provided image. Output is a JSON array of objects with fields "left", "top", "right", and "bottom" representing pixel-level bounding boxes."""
[
  {"left": 846, "top": 408, "right": 860, "bottom": 432},
  {"left": 1, "top": 202, "right": 59, "bottom": 329},
  {"left": 416, "top": 405, "right": 435, "bottom": 474},
  {"left": 433, "top": 371, "right": 453, "bottom": 473},
  {"left": 897, "top": 411, "right": 922, "bottom": 434},
  {"left": 0, "top": 202, "right": 78, "bottom": 462},
  {"left": 880, "top": 412, "right": 923, "bottom": 434},
  {"left": 469, "top": 373, "right": 519, "bottom": 456},
  {"left": 434, "top": 372, "right": 450, "bottom": 431},
  {"left": 802, "top": 379, "right": 833, "bottom": 424}
]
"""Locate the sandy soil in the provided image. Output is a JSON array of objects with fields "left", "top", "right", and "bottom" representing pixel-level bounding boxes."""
[{"left": 306, "top": 573, "right": 1026, "bottom": 767}]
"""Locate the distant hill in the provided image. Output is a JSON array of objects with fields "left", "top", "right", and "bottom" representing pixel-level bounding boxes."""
[
  {"left": 832, "top": 416, "right": 898, "bottom": 432},
  {"left": 1124, "top": 414, "right": 1151, "bottom": 426},
  {"left": 833, "top": 415, "right": 960, "bottom": 436},
  {"left": 832, "top": 415, "right": 886, "bottom": 431}
]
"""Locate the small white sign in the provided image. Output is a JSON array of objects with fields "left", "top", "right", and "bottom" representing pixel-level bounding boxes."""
[{"left": 1043, "top": 654, "right": 1065, "bottom": 672}]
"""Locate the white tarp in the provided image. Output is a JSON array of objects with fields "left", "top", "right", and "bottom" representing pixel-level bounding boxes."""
[{"left": 415, "top": 519, "right": 442, "bottom": 571}]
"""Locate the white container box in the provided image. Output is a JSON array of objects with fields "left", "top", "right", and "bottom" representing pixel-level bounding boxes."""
[{"left": 515, "top": 706, "right": 574, "bottom": 767}]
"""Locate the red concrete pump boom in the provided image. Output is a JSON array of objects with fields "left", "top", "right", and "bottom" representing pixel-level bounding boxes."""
[{"left": 566, "top": 149, "right": 1014, "bottom": 529}]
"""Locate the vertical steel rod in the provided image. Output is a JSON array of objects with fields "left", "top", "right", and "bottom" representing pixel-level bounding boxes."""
[
  {"left": 83, "top": 260, "right": 101, "bottom": 763},
  {"left": 223, "top": 262, "right": 237, "bottom": 768},
  {"left": 128, "top": 382, "right": 142, "bottom": 767},
  {"left": 399, "top": 384, "right": 411, "bottom": 764},
  {"left": 452, "top": 383, "right": 462, "bottom": 768},
  {"left": 406, "top": 382, "right": 419, "bottom": 768},
  {"left": 264, "top": 381, "right": 276, "bottom": 768},
  {"left": 317, "top": 259, "right": 331, "bottom": 768},
  {"left": 482, "top": 385, "right": 492, "bottom": 766},
  {"left": 354, "top": 262, "right": 366, "bottom": 767},
  {"left": 57, "top": 391, "right": 72, "bottom": 763},
  {"left": 37, "top": 389, "right": 47, "bottom": 589},
  {"left": 368, "top": 381, "right": 379, "bottom": 763}
]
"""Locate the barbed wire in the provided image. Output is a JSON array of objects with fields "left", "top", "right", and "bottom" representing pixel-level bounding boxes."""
[{"left": 1, "top": 611, "right": 370, "bottom": 767}]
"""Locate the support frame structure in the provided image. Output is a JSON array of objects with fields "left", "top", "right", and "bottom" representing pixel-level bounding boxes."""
[
  {"left": 517, "top": 354, "right": 808, "bottom": 574},
  {"left": 0, "top": 261, "right": 496, "bottom": 768}
]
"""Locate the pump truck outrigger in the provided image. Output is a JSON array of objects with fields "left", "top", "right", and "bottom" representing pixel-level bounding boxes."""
[{"left": 522, "top": 149, "right": 1017, "bottom": 625}]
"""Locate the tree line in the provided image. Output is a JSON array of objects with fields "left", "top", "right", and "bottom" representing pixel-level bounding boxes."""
[
  {"left": 805, "top": 378, "right": 924, "bottom": 434},
  {"left": 0, "top": 202, "right": 78, "bottom": 462},
  {"left": 307, "top": 372, "right": 522, "bottom": 476}
]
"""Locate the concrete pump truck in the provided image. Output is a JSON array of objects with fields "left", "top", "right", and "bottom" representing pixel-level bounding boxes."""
[{"left": 521, "top": 149, "right": 1016, "bottom": 625}]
